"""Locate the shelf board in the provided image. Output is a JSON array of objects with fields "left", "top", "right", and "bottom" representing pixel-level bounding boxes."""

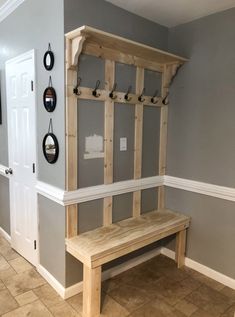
[{"left": 66, "top": 25, "right": 188, "bottom": 65}]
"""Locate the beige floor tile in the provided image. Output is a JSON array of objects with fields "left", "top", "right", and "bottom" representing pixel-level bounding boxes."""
[
  {"left": 175, "top": 299, "right": 198, "bottom": 316},
  {"left": 220, "top": 304, "right": 235, "bottom": 317},
  {"left": 0, "top": 279, "right": 6, "bottom": 290},
  {"left": 100, "top": 293, "right": 129, "bottom": 317},
  {"left": 0, "top": 289, "right": 18, "bottom": 315},
  {"left": 189, "top": 269, "right": 225, "bottom": 291},
  {"left": 220, "top": 286, "right": 235, "bottom": 302},
  {"left": 66, "top": 293, "right": 83, "bottom": 314},
  {"left": 15, "top": 290, "right": 38, "bottom": 306},
  {"left": 0, "top": 267, "right": 17, "bottom": 281},
  {"left": 179, "top": 276, "right": 201, "bottom": 291},
  {"left": 108, "top": 284, "right": 151, "bottom": 312},
  {"left": 4, "top": 268, "right": 46, "bottom": 296},
  {"left": 9, "top": 257, "right": 32, "bottom": 274},
  {"left": 158, "top": 280, "right": 192, "bottom": 306},
  {"left": 128, "top": 296, "right": 186, "bottom": 317},
  {"left": 33, "top": 284, "right": 64, "bottom": 308},
  {"left": 0, "top": 255, "right": 11, "bottom": 271},
  {"left": 49, "top": 301, "right": 81, "bottom": 316},
  {"left": 185, "top": 284, "right": 231, "bottom": 316},
  {"left": 190, "top": 308, "right": 215, "bottom": 317},
  {"left": 2, "top": 300, "right": 53, "bottom": 317},
  {"left": 0, "top": 245, "right": 20, "bottom": 261}
]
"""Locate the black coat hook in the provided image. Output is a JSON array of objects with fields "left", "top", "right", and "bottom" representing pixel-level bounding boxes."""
[
  {"left": 151, "top": 90, "right": 159, "bottom": 104},
  {"left": 73, "top": 77, "right": 82, "bottom": 96},
  {"left": 124, "top": 85, "right": 132, "bottom": 101},
  {"left": 138, "top": 88, "right": 145, "bottom": 102},
  {"left": 162, "top": 92, "right": 169, "bottom": 105},
  {"left": 92, "top": 80, "right": 101, "bottom": 97},
  {"left": 109, "top": 83, "right": 117, "bottom": 100}
]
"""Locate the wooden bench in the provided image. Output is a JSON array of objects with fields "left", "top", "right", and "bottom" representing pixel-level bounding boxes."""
[{"left": 66, "top": 208, "right": 190, "bottom": 317}]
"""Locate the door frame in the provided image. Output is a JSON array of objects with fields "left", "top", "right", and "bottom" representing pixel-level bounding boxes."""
[{"left": 5, "top": 49, "right": 39, "bottom": 267}]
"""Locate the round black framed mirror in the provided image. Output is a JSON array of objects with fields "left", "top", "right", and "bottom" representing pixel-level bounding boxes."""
[
  {"left": 43, "top": 50, "right": 54, "bottom": 71},
  {"left": 43, "top": 86, "right": 57, "bottom": 112},
  {"left": 42, "top": 133, "right": 59, "bottom": 164}
]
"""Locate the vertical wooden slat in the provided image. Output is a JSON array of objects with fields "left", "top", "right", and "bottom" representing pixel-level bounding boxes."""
[
  {"left": 175, "top": 229, "right": 186, "bottom": 268},
  {"left": 83, "top": 265, "right": 101, "bottom": 317},
  {"left": 66, "top": 38, "right": 78, "bottom": 238},
  {"left": 133, "top": 67, "right": 144, "bottom": 217},
  {"left": 158, "top": 64, "right": 171, "bottom": 209},
  {"left": 103, "top": 60, "right": 115, "bottom": 226}
]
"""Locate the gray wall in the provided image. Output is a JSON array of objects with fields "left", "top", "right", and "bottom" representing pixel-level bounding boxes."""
[
  {"left": 0, "top": 176, "right": 10, "bottom": 235},
  {"left": 0, "top": 0, "right": 66, "bottom": 285},
  {"left": 0, "top": 0, "right": 65, "bottom": 188},
  {"left": 64, "top": 0, "right": 168, "bottom": 49},
  {"left": 165, "top": 8, "right": 235, "bottom": 279}
]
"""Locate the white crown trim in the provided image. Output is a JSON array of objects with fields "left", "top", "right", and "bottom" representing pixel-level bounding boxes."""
[{"left": 0, "top": 0, "right": 25, "bottom": 23}]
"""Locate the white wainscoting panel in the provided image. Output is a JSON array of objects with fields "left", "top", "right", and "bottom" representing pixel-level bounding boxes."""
[
  {"left": 164, "top": 175, "right": 235, "bottom": 202},
  {"left": 36, "top": 176, "right": 164, "bottom": 206}
]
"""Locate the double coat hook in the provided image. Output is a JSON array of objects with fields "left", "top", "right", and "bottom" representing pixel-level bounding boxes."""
[
  {"left": 162, "top": 92, "right": 169, "bottom": 105},
  {"left": 73, "top": 77, "right": 82, "bottom": 96},
  {"left": 109, "top": 83, "right": 117, "bottom": 100},
  {"left": 151, "top": 90, "right": 159, "bottom": 104},
  {"left": 138, "top": 88, "right": 145, "bottom": 103},
  {"left": 92, "top": 80, "right": 101, "bottom": 97},
  {"left": 124, "top": 85, "right": 132, "bottom": 101}
]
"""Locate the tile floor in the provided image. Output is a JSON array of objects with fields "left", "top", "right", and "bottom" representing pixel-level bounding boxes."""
[{"left": 0, "top": 235, "right": 235, "bottom": 316}]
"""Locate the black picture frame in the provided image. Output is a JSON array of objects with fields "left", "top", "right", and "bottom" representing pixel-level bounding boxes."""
[
  {"left": 43, "top": 86, "right": 57, "bottom": 112},
  {"left": 43, "top": 50, "right": 54, "bottom": 71},
  {"left": 42, "top": 132, "right": 59, "bottom": 164}
]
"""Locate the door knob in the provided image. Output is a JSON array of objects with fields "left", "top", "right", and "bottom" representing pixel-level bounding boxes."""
[{"left": 5, "top": 168, "right": 13, "bottom": 175}]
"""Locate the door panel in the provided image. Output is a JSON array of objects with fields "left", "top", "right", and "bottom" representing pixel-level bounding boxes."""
[{"left": 6, "top": 50, "right": 37, "bottom": 266}]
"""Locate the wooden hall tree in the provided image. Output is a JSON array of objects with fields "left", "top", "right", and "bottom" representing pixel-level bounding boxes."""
[{"left": 65, "top": 26, "right": 189, "bottom": 317}]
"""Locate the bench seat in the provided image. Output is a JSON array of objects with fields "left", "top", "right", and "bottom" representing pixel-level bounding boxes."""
[
  {"left": 66, "top": 209, "right": 190, "bottom": 317},
  {"left": 66, "top": 208, "right": 190, "bottom": 269}
]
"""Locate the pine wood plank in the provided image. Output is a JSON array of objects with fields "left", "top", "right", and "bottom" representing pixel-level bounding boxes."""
[
  {"left": 66, "top": 25, "right": 188, "bottom": 65},
  {"left": 175, "top": 229, "right": 186, "bottom": 268},
  {"left": 133, "top": 67, "right": 144, "bottom": 217},
  {"left": 83, "top": 265, "right": 101, "bottom": 317},
  {"left": 103, "top": 60, "right": 115, "bottom": 226},
  {"left": 66, "top": 209, "right": 190, "bottom": 268},
  {"left": 66, "top": 38, "right": 78, "bottom": 238}
]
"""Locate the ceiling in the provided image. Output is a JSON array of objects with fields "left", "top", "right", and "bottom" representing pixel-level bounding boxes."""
[
  {"left": 1, "top": 0, "right": 235, "bottom": 27},
  {"left": 106, "top": 0, "right": 235, "bottom": 27}
]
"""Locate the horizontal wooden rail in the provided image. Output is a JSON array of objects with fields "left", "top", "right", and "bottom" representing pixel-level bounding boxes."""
[{"left": 68, "top": 86, "right": 164, "bottom": 107}]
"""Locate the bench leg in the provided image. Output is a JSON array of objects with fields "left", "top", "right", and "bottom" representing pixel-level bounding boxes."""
[
  {"left": 83, "top": 265, "right": 101, "bottom": 317},
  {"left": 175, "top": 229, "right": 186, "bottom": 268}
]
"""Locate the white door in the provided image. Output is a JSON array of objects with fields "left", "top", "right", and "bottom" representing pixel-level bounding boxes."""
[{"left": 6, "top": 50, "right": 38, "bottom": 266}]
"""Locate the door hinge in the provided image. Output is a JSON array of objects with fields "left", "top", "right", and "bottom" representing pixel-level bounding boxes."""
[
  {"left": 34, "top": 240, "right": 37, "bottom": 250},
  {"left": 31, "top": 81, "right": 34, "bottom": 91},
  {"left": 32, "top": 163, "right": 35, "bottom": 173}
]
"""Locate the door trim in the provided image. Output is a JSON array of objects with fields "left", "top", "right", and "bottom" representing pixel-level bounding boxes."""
[{"left": 5, "top": 49, "right": 39, "bottom": 267}]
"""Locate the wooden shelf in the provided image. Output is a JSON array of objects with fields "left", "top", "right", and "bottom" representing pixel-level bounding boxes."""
[
  {"left": 66, "top": 209, "right": 190, "bottom": 268},
  {"left": 66, "top": 25, "right": 188, "bottom": 70}
]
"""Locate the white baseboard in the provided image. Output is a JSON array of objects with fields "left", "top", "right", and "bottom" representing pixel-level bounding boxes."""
[
  {"left": 37, "top": 265, "right": 65, "bottom": 298},
  {"left": 0, "top": 227, "right": 11, "bottom": 243},
  {"left": 38, "top": 247, "right": 161, "bottom": 299},
  {"left": 161, "top": 247, "right": 235, "bottom": 290}
]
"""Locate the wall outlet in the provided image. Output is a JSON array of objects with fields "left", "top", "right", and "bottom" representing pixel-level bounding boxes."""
[{"left": 120, "top": 137, "right": 127, "bottom": 151}]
